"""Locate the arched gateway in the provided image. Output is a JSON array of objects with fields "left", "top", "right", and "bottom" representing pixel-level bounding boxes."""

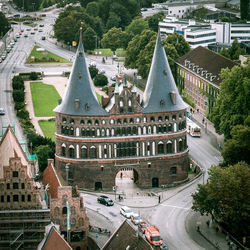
[{"left": 54, "top": 30, "right": 189, "bottom": 190}]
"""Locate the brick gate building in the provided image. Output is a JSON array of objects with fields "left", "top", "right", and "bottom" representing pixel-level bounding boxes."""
[{"left": 54, "top": 32, "right": 189, "bottom": 190}]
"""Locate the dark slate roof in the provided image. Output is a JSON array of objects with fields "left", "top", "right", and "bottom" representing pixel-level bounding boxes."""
[
  {"left": 176, "top": 46, "right": 238, "bottom": 86},
  {"left": 102, "top": 220, "right": 153, "bottom": 250},
  {"left": 142, "top": 34, "right": 187, "bottom": 113},
  {"left": 54, "top": 32, "right": 108, "bottom": 116}
]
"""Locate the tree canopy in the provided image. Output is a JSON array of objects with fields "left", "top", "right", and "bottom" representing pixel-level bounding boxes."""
[
  {"left": 192, "top": 162, "right": 250, "bottom": 237},
  {"left": 211, "top": 61, "right": 250, "bottom": 139},
  {"left": 146, "top": 12, "right": 165, "bottom": 32},
  {"left": 219, "top": 39, "right": 245, "bottom": 60},
  {"left": 0, "top": 12, "right": 10, "bottom": 37},
  {"left": 101, "top": 27, "right": 128, "bottom": 52},
  {"left": 125, "top": 32, "right": 190, "bottom": 78}
]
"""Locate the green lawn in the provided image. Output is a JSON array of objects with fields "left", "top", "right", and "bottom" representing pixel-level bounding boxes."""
[
  {"left": 116, "top": 48, "right": 126, "bottom": 57},
  {"left": 30, "top": 81, "right": 61, "bottom": 117},
  {"left": 26, "top": 45, "right": 70, "bottom": 64},
  {"left": 39, "top": 120, "right": 56, "bottom": 142},
  {"left": 93, "top": 48, "right": 126, "bottom": 57},
  {"left": 97, "top": 93, "right": 102, "bottom": 104}
]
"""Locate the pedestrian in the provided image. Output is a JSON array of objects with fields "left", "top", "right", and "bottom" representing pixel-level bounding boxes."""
[
  {"left": 202, "top": 118, "right": 205, "bottom": 124},
  {"left": 158, "top": 195, "right": 161, "bottom": 204},
  {"left": 216, "top": 226, "right": 219, "bottom": 233},
  {"left": 206, "top": 220, "right": 210, "bottom": 227},
  {"left": 120, "top": 172, "right": 123, "bottom": 179},
  {"left": 196, "top": 225, "right": 200, "bottom": 232},
  {"left": 118, "top": 194, "right": 121, "bottom": 201}
]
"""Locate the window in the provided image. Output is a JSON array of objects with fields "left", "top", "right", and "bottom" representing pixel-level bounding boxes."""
[
  {"left": 150, "top": 117, "right": 155, "bottom": 122},
  {"left": 62, "top": 207, "right": 67, "bottom": 214},
  {"left": 13, "top": 183, "right": 18, "bottom": 189},
  {"left": 21, "top": 183, "right": 25, "bottom": 189},
  {"left": 1, "top": 195, "right": 4, "bottom": 202},
  {"left": 13, "top": 171, "right": 18, "bottom": 177},
  {"left": 170, "top": 167, "right": 177, "bottom": 175},
  {"left": 70, "top": 119, "right": 74, "bottom": 124},
  {"left": 172, "top": 115, "right": 176, "bottom": 120},
  {"left": 62, "top": 117, "right": 67, "bottom": 123},
  {"left": 81, "top": 146, "right": 87, "bottom": 159},
  {"left": 62, "top": 146, "right": 66, "bottom": 157},
  {"left": 90, "top": 147, "right": 97, "bottom": 159},
  {"left": 69, "top": 147, "right": 75, "bottom": 158},
  {"left": 165, "top": 115, "right": 169, "bottom": 121},
  {"left": 28, "top": 195, "right": 31, "bottom": 202},
  {"left": 95, "top": 120, "right": 99, "bottom": 125},
  {"left": 80, "top": 119, "right": 84, "bottom": 125},
  {"left": 7, "top": 195, "right": 10, "bottom": 202},
  {"left": 22, "top": 195, "right": 25, "bottom": 202},
  {"left": 13, "top": 195, "right": 19, "bottom": 202},
  {"left": 7, "top": 183, "right": 10, "bottom": 189},
  {"left": 158, "top": 142, "right": 164, "bottom": 154},
  {"left": 167, "top": 142, "right": 172, "bottom": 153},
  {"left": 71, "top": 218, "right": 76, "bottom": 225}
]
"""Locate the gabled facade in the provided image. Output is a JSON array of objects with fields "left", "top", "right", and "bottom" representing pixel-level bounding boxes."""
[
  {"left": 176, "top": 46, "right": 238, "bottom": 114},
  {"left": 42, "top": 161, "right": 89, "bottom": 250},
  {"left": 0, "top": 126, "right": 50, "bottom": 249},
  {"left": 54, "top": 32, "right": 189, "bottom": 190}
]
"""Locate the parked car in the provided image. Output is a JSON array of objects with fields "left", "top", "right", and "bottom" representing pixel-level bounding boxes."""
[
  {"left": 99, "top": 69, "right": 105, "bottom": 74},
  {"left": 144, "top": 225, "right": 162, "bottom": 246},
  {"left": 110, "top": 75, "right": 116, "bottom": 81},
  {"left": 0, "top": 108, "right": 5, "bottom": 115},
  {"left": 41, "top": 36, "right": 46, "bottom": 40},
  {"left": 97, "top": 195, "right": 114, "bottom": 206},
  {"left": 138, "top": 221, "right": 148, "bottom": 233},
  {"left": 160, "top": 245, "right": 170, "bottom": 250},
  {"left": 39, "top": 24, "right": 44, "bottom": 27},
  {"left": 120, "top": 206, "right": 133, "bottom": 218},
  {"left": 24, "top": 34, "right": 28, "bottom": 37},
  {"left": 131, "top": 213, "right": 141, "bottom": 225}
]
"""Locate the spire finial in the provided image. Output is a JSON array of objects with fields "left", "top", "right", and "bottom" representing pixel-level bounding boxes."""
[
  {"left": 79, "top": 23, "right": 83, "bottom": 43},
  {"left": 132, "top": 77, "right": 137, "bottom": 93}
]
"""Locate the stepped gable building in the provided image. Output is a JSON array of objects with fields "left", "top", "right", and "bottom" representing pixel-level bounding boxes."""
[
  {"left": 0, "top": 126, "right": 50, "bottom": 249},
  {"left": 176, "top": 46, "right": 237, "bottom": 114},
  {"left": 41, "top": 161, "right": 89, "bottom": 249},
  {"left": 54, "top": 31, "right": 189, "bottom": 190}
]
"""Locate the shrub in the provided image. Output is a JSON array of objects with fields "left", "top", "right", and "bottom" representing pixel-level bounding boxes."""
[
  {"left": 94, "top": 74, "right": 108, "bottom": 87},
  {"left": 17, "top": 109, "right": 29, "bottom": 120},
  {"left": 13, "top": 89, "right": 25, "bottom": 102},
  {"left": 12, "top": 76, "right": 24, "bottom": 90},
  {"left": 14, "top": 102, "right": 25, "bottom": 111},
  {"left": 89, "top": 65, "right": 98, "bottom": 79},
  {"left": 30, "top": 72, "right": 38, "bottom": 80}
]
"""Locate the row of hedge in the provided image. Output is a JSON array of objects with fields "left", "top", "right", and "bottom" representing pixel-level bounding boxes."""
[{"left": 12, "top": 73, "right": 55, "bottom": 173}]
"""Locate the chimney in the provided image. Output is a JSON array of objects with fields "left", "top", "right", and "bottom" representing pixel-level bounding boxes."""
[
  {"left": 75, "top": 99, "right": 80, "bottom": 110},
  {"left": 47, "top": 159, "right": 54, "bottom": 167},
  {"left": 169, "top": 91, "right": 176, "bottom": 105}
]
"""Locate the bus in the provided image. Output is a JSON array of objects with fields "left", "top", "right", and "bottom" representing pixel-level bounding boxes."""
[{"left": 186, "top": 118, "right": 201, "bottom": 137}]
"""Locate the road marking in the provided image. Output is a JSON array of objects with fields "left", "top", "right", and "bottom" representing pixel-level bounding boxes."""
[{"left": 160, "top": 204, "right": 191, "bottom": 210}]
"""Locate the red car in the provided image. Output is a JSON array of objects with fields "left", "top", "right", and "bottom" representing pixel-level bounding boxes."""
[{"left": 138, "top": 221, "right": 148, "bottom": 233}]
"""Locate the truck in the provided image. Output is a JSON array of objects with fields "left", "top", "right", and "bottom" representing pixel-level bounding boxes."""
[{"left": 144, "top": 225, "right": 162, "bottom": 246}]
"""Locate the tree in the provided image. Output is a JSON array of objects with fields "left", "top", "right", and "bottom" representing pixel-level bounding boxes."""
[
  {"left": 219, "top": 47, "right": 230, "bottom": 59},
  {"left": 192, "top": 162, "right": 250, "bottom": 237},
  {"left": 125, "top": 17, "right": 149, "bottom": 36},
  {"left": 146, "top": 12, "right": 165, "bottom": 32},
  {"left": 106, "top": 12, "right": 121, "bottom": 30},
  {"left": 165, "top": 33, "right": 190, "bottom": 57},
  {"left": 82, "top": 27, "right": 96, "bottom": 50},
  {"left": 240, "top": 0, "right": 250, "bottom": 20},
  {"left": 0, "top": 12, "right": 10, "bottom": 37},
  {"left": 101, "top": 27, "right": 127, "bottom": 52},
  {"left": 35, "top": 145, "right": 54, "bottom": 172},
  {"left": 229, "top": 39, "right": 245, "bottom": 60},
  {"left": 94, "top": 74, "right": 108, "bottom": 87},
  {"left": 89, "top": 65, "right": 98, "bottom": 79},
  {"left": 211, "top": 62, "right": 250, "bottom": 139},
  {"left": 222, "top": 118, "right": 250, "bottom": 166},
  {"left": 125, "top": 29, "right": 157, "bottom": 69},
  {"left": 86, "top": 1, "right": 99, "bottom": 17},
  {"left": 12, "top": 76, "right": 24, "bottom": 90}
]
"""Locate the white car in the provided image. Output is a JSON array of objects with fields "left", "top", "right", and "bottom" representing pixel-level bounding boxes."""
[
  {"left": 131, "top": 213, "right": 141, "bottom": 225},
  {"left": 120, "top": 206, "right": 133, "bottom": 218}
]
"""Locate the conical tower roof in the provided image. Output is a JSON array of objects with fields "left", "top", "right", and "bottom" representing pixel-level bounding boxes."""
[
  {"left": 142, "top": 34, "right": 187, "bottom": 113},
  {"left": 54, "top": 30, "right": 108, "bottom": 116}
]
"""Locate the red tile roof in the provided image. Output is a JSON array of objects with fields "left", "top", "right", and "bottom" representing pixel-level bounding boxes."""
[
  {"left": 41, "top": 162, "right": 61, "bottom": 199},
  {"left": 41, "top": 226, "right": 72, "bottom": 250}
]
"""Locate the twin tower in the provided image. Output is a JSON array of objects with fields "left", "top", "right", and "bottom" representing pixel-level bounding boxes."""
[{"left": 54, "top": 32, "right": 189, "bottom": 190}]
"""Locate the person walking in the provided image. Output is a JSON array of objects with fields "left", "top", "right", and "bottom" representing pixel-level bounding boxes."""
[{"left": 158, "top": 195, "right": 161, "bottom": 204}]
